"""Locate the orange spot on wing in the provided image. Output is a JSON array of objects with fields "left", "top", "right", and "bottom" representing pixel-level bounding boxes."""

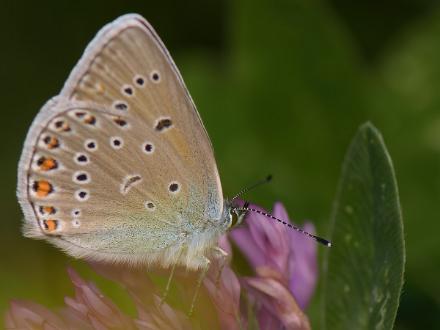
[
  {"left": 47, "top": 137, "right": 59, "bottom": 149},
  {"left": 84, "top": 115, "right": 96, "bottom": 125},
  {"left": 38, "top": 157, "right": 58, "bottom": 171},
  {"left": 43, "top": 219, "right": 58, "bottom": 232},
  {"left": 33, "top": 180, "right": 53, "bottom": 197},
  {"left": 112, "top": 116, "right": 127, "bottom": 127},
  {"left": 62, "top": 123, "right": 71, "bottom": 132},
  {"left": 43, "top": 206, "right": 55, "bottom": 214}
]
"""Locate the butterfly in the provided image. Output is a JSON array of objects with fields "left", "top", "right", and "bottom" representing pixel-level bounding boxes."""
[
  {"left": 17, "top": 14, "right": 250, "bottom": 272},
  {"left": 17, "top": 14, "right": 330, "bottom": 277}
]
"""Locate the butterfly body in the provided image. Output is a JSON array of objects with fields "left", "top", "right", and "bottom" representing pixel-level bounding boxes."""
[{"left": 17, "top": 14, "right": 242, "bottom": 270}]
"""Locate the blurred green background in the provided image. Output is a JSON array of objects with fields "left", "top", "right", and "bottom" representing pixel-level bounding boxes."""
[{"left": 0, "top": 0, "right": 439, "bottom": 329}]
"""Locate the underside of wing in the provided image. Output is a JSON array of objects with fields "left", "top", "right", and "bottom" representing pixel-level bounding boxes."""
[{"left": 17, "top": 14, "right": 223, "bottom": 264}]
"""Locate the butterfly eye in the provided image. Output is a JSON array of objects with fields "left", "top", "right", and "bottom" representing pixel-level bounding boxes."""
[{"left": 229, "top": 209, "right": 239, "bottom": 228}]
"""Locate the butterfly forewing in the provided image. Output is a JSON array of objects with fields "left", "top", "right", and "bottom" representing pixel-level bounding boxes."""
[{"left": 17, "top": 15, "right": 224, "bottom": 264}]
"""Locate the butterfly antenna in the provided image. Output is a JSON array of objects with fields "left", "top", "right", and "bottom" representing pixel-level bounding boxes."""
[
  {"left": 237, "top": 203, "right": 332, "bottom": 247},
  {"left": 231, "top": 175, "right": 273, "bottom": 201}
]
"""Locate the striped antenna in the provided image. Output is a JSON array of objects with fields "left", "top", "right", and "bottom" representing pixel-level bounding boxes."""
[
  {"left": 238, "top": 202, "right": 332, "bottom": 247},
  {"left": 231, "top": 175, "right": 272, "bottom": 201}
]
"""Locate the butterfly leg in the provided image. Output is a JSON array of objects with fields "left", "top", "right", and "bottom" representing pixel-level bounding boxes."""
[
  {"left": 211, "top": 246, "right": 228, "bottom": 286},
  {"left": 188, "top": 256, "right": 210, "bottom": 317},
  {"left": 160, "top": 261, "right": 177, "bottom": 305}
]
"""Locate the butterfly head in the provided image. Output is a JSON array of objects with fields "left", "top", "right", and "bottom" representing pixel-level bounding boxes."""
[
  {"left": 224, "top": 200, "right": 249, "bottom": 230},
  {"left": 222, "top": 176, "right": 273, "bottom": 231}
]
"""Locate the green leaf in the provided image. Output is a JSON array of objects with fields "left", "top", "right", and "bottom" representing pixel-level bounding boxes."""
[{"left": 322, "top": 122, "right": 405, "bottom": 329}]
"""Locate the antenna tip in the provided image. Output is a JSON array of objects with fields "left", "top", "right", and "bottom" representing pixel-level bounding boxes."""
[
  {"left": 316, "top": 236, "right": 332, "bottom": 247},
  {"left": 266, "top": 174, "right": 273, "bottom": 182}
]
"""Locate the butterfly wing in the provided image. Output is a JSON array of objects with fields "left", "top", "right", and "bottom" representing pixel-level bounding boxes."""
[{"left": 17, "top": 14, "right": 224, "bottom": 265}]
